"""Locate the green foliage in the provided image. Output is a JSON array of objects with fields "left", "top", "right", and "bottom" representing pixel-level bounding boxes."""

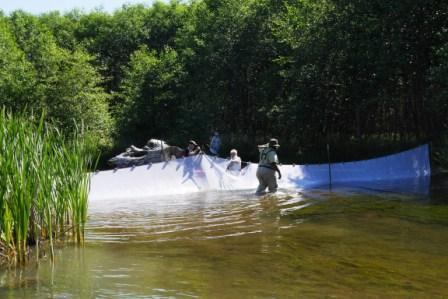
[
  {"left": 1, "top": 0, "right": 447, "bottom": 163},
  {"left": 266, "top": 0, "right": 448, "bottom": 159},
  {"left": 39, "top": 10, "right": 81, "bottom": 50},
  {"left": 0, "top": 18, "right": 36, "bottom": 110},
  {"left": 3, "top": 11, "right": 112, "bottom": 148},
  {"left": 176, "top": 0, "right": 285, "bottom": 145},
  {"left": 116, "top": 46, "right": 185, "bottom": 145},
  {"left": 72, "top": 1, "right": 188, "bottom": 95}
]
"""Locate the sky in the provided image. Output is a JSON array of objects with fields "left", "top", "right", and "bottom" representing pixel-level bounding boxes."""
[{"left": 0, "top": 0, "right": 159, "bottom": 15}]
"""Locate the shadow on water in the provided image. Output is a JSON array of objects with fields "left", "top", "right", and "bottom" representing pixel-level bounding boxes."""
[{"left": 1, "top": 176, "right": 448, "bottom": 298}]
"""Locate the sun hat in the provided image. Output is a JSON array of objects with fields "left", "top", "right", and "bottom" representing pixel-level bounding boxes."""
[{"left": 268, "top": 138, "right": 280, "bottom": 148}]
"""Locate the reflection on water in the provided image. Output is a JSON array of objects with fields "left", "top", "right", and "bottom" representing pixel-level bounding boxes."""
[
  {"left": 86, "top": 191, "right": 312, "bottom": 243},
  {"left": 1, "top": 179, "right": 448, "bottom": 298}
]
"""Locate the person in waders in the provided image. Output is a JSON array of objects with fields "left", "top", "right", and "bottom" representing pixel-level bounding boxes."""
[{"left": 256, "top": 138, "right": 281, "bottom": 194}]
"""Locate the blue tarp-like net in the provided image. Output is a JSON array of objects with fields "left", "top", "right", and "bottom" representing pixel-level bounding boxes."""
[{"left": 89, "top": 144, "right": 431, "bottom": 201}]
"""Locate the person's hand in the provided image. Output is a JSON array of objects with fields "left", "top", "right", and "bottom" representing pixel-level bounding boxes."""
[{"left": 278, "top": 172, "right": 282, "bottom": 180}]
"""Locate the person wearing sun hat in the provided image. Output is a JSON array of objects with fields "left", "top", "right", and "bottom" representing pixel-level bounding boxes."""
[
  {"left": 256, "top": 138, "right": 281, "bottom": 194},
  {"left": 226, "top": 149, "right": 241, "bottom": 175},
  {"left": 185, "top": 140, "right": 202, "bottom": 156}
]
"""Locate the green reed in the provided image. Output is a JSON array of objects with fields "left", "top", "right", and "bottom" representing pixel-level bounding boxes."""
[{"left": 0, "top": 110, "right": 95, "bottom": 264}]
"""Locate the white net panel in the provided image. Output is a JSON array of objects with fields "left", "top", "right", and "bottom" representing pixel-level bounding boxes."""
[{"left": 89, "top": 145, "right": 430, "bottom": 201}]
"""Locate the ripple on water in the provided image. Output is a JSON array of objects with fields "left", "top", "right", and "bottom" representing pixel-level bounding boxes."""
[
  {"left": 86, "top": 189, "right": 310, "bottom": 243},
  {"left": 3, "top": 184, "right": 448, "bottom": 298}
]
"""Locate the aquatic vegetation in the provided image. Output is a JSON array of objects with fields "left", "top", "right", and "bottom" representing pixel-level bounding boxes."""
[{"left": 0, "top": 110, "right": 96, "bottom": 264}]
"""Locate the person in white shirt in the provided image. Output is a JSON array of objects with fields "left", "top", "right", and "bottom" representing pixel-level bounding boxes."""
[{"left": 226, "top": 149, "right": 241, "bottom": 175}]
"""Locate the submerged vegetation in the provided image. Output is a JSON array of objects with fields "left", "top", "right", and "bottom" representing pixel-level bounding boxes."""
[{"left": 0, "top": 111, "right": 95, "bottom": 264}]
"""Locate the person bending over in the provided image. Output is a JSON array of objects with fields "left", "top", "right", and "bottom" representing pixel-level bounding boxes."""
[{"left": 185, "top": 140, "right": 202, "bottom": 156}]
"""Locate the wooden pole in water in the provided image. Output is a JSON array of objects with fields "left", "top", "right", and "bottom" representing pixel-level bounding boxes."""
[{"left": 327, "top": 143, "right": 332, "bottom": 190}]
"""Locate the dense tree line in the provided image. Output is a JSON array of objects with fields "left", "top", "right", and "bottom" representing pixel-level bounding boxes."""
[{"left": 1, "top": 0, "right": 447, "bottom": 165}]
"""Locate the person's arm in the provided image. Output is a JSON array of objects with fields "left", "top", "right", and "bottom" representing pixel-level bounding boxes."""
[
  {"left": 271, "top": 162, "right": 282, "bottom": 179},
  {"left": 268, "top": 151, "right": 281, "bottom": 179},
  {"left": 191, "top": 146, "right": 202, "bottom": 155}
]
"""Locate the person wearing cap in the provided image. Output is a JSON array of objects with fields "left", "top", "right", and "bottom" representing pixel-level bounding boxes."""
[
  {"left": 185, "top": 140, "right": 202, "bottom": 156},
  {"left": 209, "top": 131, "right": 221, "bottom": 156},
  {"left": 256, "top": 138, "right": 281, "bottom": 194},
  {"left": 226, "top": 149, "right": 241, "bottom": 175}
]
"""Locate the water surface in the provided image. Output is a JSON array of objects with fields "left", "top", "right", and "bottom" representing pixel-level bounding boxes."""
[{"left": 1, "top": 179, "right": 448, "bottom": 298}]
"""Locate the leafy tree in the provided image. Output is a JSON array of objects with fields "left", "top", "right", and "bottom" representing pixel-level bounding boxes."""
[
  {"left": 272, "top": 0, "right": 448, "bottom": 160},
  {"left": 39, "top": 10, "right": 81, "bottom": 51},
  {"left": 116, "top": 46, "right": 185, "bottom": 146},
  {"left": 0, "top": 17, "right": 36, "bottom": 110},
  {"left": 176, "top": 0, "right": 285, "bottom": 148},
  {"left": 2, "top": 1, "right": 448, "bottom": 164},
  {"left": 7, "top": 11, "right": 112, "bottom": 147}
]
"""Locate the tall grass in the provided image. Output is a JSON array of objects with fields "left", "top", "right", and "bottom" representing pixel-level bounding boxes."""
[{"left": 0, "top": 110, "right": 95, "bottom": 264}]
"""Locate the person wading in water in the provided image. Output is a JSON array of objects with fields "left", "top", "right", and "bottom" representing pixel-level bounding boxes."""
[{"left": 256, "top": 138, "right": 281, "bottom": 194}]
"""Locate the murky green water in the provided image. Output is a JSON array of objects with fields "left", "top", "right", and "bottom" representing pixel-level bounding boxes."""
[{"left": 1, "top": 178, "right": 448, "bottom": 298}]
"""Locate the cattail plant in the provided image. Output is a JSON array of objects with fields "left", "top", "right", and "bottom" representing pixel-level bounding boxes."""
[{"left": 0, "top": 109, "right": 96, "bottom": 264}]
